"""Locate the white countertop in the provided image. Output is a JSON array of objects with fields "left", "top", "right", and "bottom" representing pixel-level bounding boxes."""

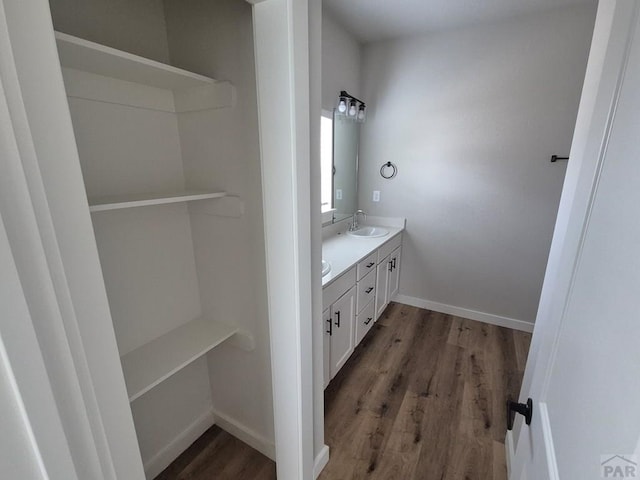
[{"left": 322, "top": 217, "right": 405, "bottom": 287}]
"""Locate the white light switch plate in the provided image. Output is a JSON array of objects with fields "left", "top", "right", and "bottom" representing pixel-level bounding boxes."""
[
  {"left": 336, "top": 189, "right": 342, "bottom": 200},
  {"left": 373, "top": 190, "right": 380, "bottom": 202}
]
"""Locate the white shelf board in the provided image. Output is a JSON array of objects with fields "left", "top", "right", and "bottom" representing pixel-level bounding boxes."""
[
  {"left": 121, "top": 317, "right": 238, "bottom": 402},
  {"left": 89, "top": 191, "right": 227, "bottom": 212},
  {"left": 55, "top": 31, "right": 217, "bottom": 90}
]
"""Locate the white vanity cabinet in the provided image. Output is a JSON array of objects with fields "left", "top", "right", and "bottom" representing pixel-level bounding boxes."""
[{"left": 322, "top": 228, "right": 403, "bottom": 386}]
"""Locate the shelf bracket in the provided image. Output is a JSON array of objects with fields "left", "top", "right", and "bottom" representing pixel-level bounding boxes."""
[
  {"left": 227, "top": 330, "right": 256, "bottom": 351},
  {"left": 188, "top": 195, "right": 244, "bottom": 218}
]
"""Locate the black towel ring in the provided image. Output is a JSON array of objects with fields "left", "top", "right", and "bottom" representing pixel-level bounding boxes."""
[{"left": 380, "top": 161, "right": 397, "bottom": 179}]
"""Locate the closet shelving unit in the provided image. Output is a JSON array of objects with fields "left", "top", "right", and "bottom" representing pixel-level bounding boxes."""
[
  {"left": 56, "top": 31, "right": 221, "bottom": 91},
  {"left": 55, "top": 31, "right": 251, "bottom": 404}
]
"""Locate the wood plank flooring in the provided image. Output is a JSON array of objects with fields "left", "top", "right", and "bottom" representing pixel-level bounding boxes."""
[
  {"left": 155, "top": 303, "right": 531, "bottom": 480},
  {"left": 320, "top": 303, "right": 531, "bottom": 480},
  {"left": 155, "top": 426, "right": 276, "bottom": 480}
]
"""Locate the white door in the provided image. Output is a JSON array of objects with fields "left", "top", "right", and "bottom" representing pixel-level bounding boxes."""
[
  {"left": 388, "top": 247, "right": 401, "bottom": 300},
  {"left": 375, "top": 255, "right": 390, "bottom": 319},
  {"left": 323, "top": 307, "right": 331, "bottom": 388},
  {"left": 330, "top": 287, "right": 355, "bottom": 378},
  {"left": 511, "top": 2, "right": 640, "bottom": 479}
]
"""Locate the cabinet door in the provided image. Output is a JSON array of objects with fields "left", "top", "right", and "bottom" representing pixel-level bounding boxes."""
[
  {"left": 330, "top": 286, "right": 355, "bottom": 379},
  {"left": 388, "top": 246, "right": 401, "bottom": 300},
  {"left": 375, "top": 255, "right": 391, "bottom": 320},
  {"left": 323, "top": 307, "right": 331, "bottom": 389}
]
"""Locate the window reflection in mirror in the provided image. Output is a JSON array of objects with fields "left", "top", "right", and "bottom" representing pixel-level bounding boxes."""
[
  {"left": 320, "top": 109, "right": 359, "bottom": 224},
  {"left": 332, "top": 112, "right": 359, "bottom": 223},
  {"left": 321, "top": 112, "right": 333, "bottom": 213}
]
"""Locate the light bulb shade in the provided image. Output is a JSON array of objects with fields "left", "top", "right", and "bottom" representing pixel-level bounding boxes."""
[
  {"left": 357, "top": 104, "right": 366, "bottom": 122},
  {"left": 348, "top": 99, "right": 357, "bottom": 117},
  {"left": 337, "top": 96, "right": 347, "bottom": 114}
]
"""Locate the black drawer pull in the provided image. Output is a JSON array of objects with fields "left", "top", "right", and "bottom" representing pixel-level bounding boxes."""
[
  {"left": 388, "top": 260, "right": 393, "bottom": 272},
  {"left": 326, "top": 317, "right": 332, "bottom": 336},
  {"left": 335, "top": 310, "right": 341, "bottom": 327},
  {"left": 392, "top": 257, "right": 396, "bottom": 270},
  {"left": 364, "top": 317, "right": 373, "bottom": 325},
  {"left": 365, "top": 287, "right": 374, "bottom": 294},
  {"left": 366, "top": 262, "right": 375, "bottom": 268}
]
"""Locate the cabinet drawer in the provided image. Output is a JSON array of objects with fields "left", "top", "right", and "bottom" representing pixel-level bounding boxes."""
[
  {"left": 377, "top": 233, "right": 402, "bottom": 264},
  {"left": 356, "top": 251, "right": 378, "bottom": 281},
  {"left": 356, "top": 269, "right": 376, "bottom": 313},
  {"left": 323, "top": 266, "right": 356, "bottom": 310},
  {"left": 355, "top": 299, "right": 375, "bottom": 345}
]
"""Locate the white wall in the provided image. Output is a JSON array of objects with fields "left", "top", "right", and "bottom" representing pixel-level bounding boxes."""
[
  {"left": 163, "top": 0, "right": 275, "bottom": 454},
  {"left": 322, "top": 9, "right": 362, "bottom": 110},
  {"left": 358, "top": 4, "right": 597, "bottom": 324}
]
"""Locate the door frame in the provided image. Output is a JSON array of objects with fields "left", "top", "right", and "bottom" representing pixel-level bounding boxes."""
[
  {"left": 0, "top": 0, "right": 145, "bottom": 477},
  {"left": 249, "top": 0, "right": 316, "bottom": 478},
  {"left": 508, "top": 0, "right": 638, "bottom": 476},
  {"left": 0, "top": 51, "right": 79, "bottom": 480}
]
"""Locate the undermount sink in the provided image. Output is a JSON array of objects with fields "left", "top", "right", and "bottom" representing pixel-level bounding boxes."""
[
  {"left": 322, "top": 260, "right": 331, "bottom": 277},
  {"left": 347, "top": 226, "right": 389, "bottom": 238}
]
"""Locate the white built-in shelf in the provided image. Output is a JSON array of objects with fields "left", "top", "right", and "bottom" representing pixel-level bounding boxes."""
[
  {"left": 55, "top": 31, "right": 216, "bottom": 90},
  {"left": 88, "top": 191, "right": 227, "bottom": 212},
  {"left": 121, "top": 318, "right": 239, "bottom": 402},
  {"left": 55, "top": 32, "right": 234, "bottom": 112}
]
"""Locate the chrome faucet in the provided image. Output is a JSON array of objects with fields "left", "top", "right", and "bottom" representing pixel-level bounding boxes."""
[{"left": 349, "top": 210, "right": 366, "bottom": 231}]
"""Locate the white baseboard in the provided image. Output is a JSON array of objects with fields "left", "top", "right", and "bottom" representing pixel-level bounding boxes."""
[
  {"left": 394, "top": 295, "right": 534, "bottom": 333},
  {"left": 143, "top": 409, "right": 215, "bottom": 479},
  {"left": 211, "top": 408, "right": 276, "bottom": 461},
  {"left": 505, "top": 430, "right": 515, "bottom": 477},
  {"left": 313, "top": 445, "right": 330, "bottom": 479}
]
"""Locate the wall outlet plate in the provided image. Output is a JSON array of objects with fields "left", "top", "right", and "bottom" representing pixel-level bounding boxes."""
[{"left": 373, "top": 190, "right": 380, "bottom": 202}]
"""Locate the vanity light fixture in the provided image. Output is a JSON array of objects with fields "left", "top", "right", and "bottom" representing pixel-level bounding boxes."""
[{"left": 336, "top": 90, "right": 366, "bottom": 123}]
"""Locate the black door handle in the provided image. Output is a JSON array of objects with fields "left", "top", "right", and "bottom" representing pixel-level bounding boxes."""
[
  {"left": 507, "top": 398, "right": 533, "bottom": 430},
  {"left": 335, "top": 310, "right": 341, "bottom": 327},
  {"left": 326, "top": 317, "right": 332, "bottom": 336}
]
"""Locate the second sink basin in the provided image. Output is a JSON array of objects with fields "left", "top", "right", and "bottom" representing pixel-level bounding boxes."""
[
  {"left": 322, "top": 260, "right": 331, "bottom": 276},
  {"left": 347, "top": 226, "right": 389, "bottom": 238}
]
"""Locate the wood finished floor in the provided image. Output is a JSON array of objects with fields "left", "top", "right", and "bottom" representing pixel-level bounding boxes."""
[{"left": 155, "top": 302, "right": 531, "bottom": 480}]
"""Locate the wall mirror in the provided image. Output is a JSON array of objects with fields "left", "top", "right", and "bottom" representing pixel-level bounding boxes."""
[{"left": 321, "top": 109, "right": 359, "bottom": 223}]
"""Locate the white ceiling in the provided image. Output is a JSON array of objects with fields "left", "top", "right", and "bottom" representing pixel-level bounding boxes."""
[{"left": 323, "top": 0, "right": 596, "bottom": 43}]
